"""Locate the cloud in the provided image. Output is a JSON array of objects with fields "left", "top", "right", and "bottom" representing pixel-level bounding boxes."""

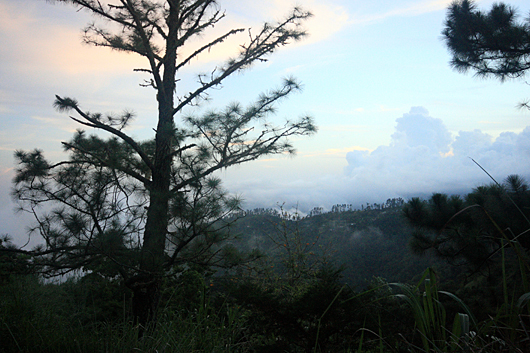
[
  {"left": 348, "top": 0, "right": 455, "bottom": 25},
  {"left": 389, "top": 106, "right": 452, "bottom": 153},
  {"left": 0, "top": 2, "right": 140, "bottom": 76},
  {"left": 241, "top": 0, "right": 350, "bottom": 44},
  {"left": 31, "top": 116, "right": 80, "bottom": 133},
  {"left": 0, "top": 0, "right": 350, "bottom": 106},
  {"left": 177, "top": 0, "right": 349, "bottom": 69},
  {"left": 386, "top": 0, "right": 454, "bottom": 16},
  {"left": 346, "top": 0, "right": 495, "bottom": 27},
  {"left": 344, "top": 107, "right": 530, "bottom": 197},
  {"left": 295, "top": 0, "right": 350, "bottom": 45},
  {"left": 223, "top": 107, "right": 530, "bottom": 212}
]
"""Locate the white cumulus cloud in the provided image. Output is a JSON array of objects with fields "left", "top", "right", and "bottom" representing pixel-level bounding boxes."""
[
  {"left": 224, "top": 106, "right": 530, "bottom": 212},
  {"left": 344, "top": 107, "right": 530, "bottom": 199}
]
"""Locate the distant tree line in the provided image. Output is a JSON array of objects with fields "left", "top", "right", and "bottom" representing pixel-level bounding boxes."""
[
  {"left": 314, "top": 198, "right": 405, "bottom": 216},
  {"left": 232, "top": 197, "right": 406, "bottom": 219}
]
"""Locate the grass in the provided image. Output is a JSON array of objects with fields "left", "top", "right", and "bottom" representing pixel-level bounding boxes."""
[{"left": 3, "top": 266, "right": 530, "bottom": 352}]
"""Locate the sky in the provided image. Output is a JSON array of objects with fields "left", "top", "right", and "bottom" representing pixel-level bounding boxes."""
[{"left": 1, "top": 0, "right": 530, "bottom": 245}]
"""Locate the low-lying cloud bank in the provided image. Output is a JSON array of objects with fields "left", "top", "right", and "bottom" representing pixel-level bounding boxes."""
[{"left": 228, "top": 106, "right": 530, "bottom": 212}]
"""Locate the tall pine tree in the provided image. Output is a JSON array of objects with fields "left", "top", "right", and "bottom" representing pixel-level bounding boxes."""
[{"left": 10, "top": 0, "right": 316, "bottom": 330}]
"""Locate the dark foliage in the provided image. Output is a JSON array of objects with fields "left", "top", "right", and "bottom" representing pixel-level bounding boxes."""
[
  {"left": 403, "top": 174, "right": 530, "bottom": 272},
  {"left": 227, "top": 266, "right": 360, "bottom": 353},
  {"left": 443, "top": 0, "right": 530, "bottom": 81},
  {"left": 0, "top": 235, "right": 29, "bottom": 284}
]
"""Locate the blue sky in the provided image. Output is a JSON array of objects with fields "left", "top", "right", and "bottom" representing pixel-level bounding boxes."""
[{"left": 1, "top": 0, "right": 530, "bottom": 244}]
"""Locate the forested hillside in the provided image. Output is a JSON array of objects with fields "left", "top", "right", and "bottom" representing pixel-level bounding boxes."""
[{"left": 226, "top": 205, "right": 450, "bottom": 289}]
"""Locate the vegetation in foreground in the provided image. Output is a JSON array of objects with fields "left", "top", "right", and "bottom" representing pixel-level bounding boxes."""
[
  {"left": 1, "top": 258, "right": 529, "bottom": 352},
  {"left": 2, "top": 173, "right": 530, "bottom": 352}
]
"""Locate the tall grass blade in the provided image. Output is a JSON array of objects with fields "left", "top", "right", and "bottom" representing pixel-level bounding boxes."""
[{"left": 313, "top": 285, "right": 345, "bottom": 353}]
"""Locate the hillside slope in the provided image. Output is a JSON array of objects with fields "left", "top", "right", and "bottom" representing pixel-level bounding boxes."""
[{"left": 227, "top": 207, "right": 450, "bottom": 289}]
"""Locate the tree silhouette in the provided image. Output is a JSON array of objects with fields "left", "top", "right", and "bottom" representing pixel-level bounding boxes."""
[
  {"left": 403, "top": 175, "right": 530, "bottom": 271},
  {"left": 9, "top": 0, "right": 316, "bottom": 330},
  {"left": 443, "top": 0, "right": 530, "bottom": 81}
]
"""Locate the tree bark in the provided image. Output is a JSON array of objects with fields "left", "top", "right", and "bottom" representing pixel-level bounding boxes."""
[
  {"left": 132, "top": 2, "right": 179, "bottom": 331},
  {"left": 129, "top": 274, "right": 160, "bottom": 335}
]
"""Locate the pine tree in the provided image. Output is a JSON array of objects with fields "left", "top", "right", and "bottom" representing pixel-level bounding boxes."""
[
  {"left": 443, "top": 0, "right": 530, "bottom": 107},
  {"left": 9, "top": 0, "right": 315, "bottom": 330},
  {"left": 443, "top": 0, "right": 530, "bottom": 80},
  {"left": 403, "top": 175, "right": 530, "bottom": 271}
]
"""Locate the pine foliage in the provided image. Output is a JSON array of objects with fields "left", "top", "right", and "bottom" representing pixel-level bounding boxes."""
[{"left": 443, "top": 0, "right": 530, "bottom": 80}]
